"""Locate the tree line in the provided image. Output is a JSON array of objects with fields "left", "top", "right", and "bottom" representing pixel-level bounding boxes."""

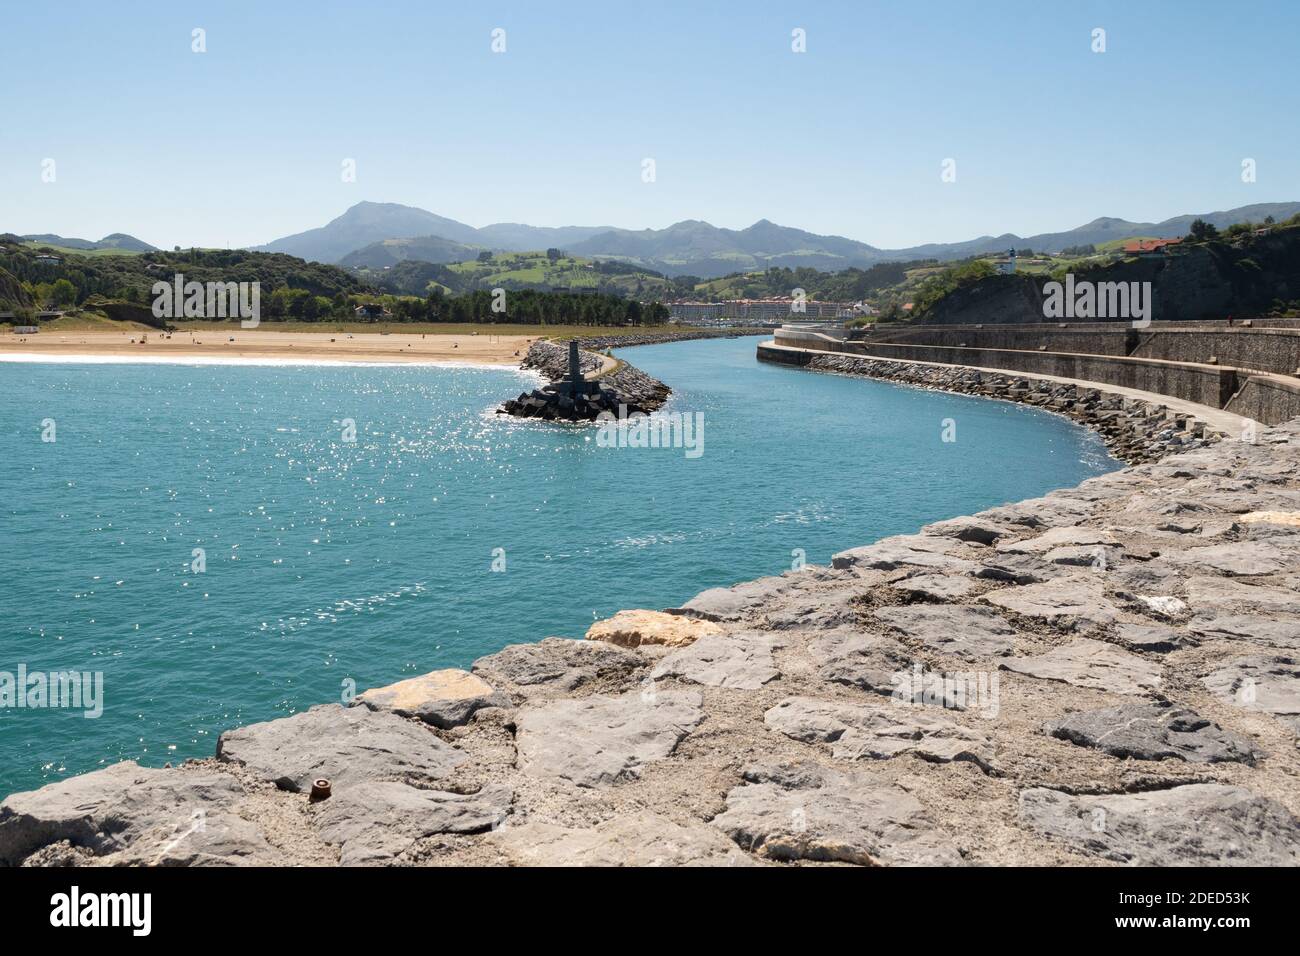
[
  {"left": 256, "top": 287, "right": 669, "bottom": 325},
  {"left": 384, "top": 288, "right": 668, "bottom": 325},
  {"left": 0, "top": 241, "right": 365, "bottom": 310}
]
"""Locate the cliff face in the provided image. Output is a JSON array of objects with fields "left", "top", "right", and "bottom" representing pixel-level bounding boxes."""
[
  {"left": 920, "top": 227, "right": 1300, "bottom": 325},
  {"left": 0, "top": 266, "right": 33, "bottom": 312},
  {"left": 921, "top": 274, "right": 1043, "bottom": 325}
]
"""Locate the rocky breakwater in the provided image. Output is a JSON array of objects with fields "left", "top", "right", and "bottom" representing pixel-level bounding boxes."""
[
  {"left": 6, "top": 425, "right": 1300, "bottom": 866},
  {"left": 498, "top": 339, "right": 670, "bottom": 422},
  {"left": 804, "top": 352, "right": 1228, "bottom": 464}
]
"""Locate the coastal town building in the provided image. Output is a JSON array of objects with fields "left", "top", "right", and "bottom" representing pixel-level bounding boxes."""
[
  {"left": 665, "top": 302, "right": 726, "bottom": 325},
  {"left": 354, "top": 303, "right": 393, "bottom": 320},
  {"left": 1122, "top": 238, "right": 1182, "bottom": 257}
]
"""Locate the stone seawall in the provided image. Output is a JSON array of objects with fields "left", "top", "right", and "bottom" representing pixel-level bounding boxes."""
[
  {"left": 871, "top": 323, "right": 1138, "bottom": 356},
  {"left": 808, "top": 340, "right": 1241, "bottom": 412},
  {"left": 1227, "top": 372, "right": 1300, "bottom": 426},
  {"left": 775, "top": 328, "right": 1300, "bottom": 426},
  {"left": 5, "top": 346, "right": 1300, "bottom": 867},
  {"left": 869, "top": 323, "right": 1300, "bottom": 380},
  {"left": 1131, "top": 328, "right": 1300, "bottom": 377}
]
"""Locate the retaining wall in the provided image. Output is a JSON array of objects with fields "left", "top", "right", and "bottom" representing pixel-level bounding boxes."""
[
  {"left": 863, "top": 323, "right": 1300, "bottom": 377},
  {"left": 851, "top": 342, "right": 1239, "bottom": 410},
  {"left": 867, "top": 325, "right": 1135, "bottom": 356},
  {"left": 1129, "top": 329, "right": 1300, "bottom": 377},
  {"left": 1226, "top": 372, "right": 1300, "bottom": 426},
  {"left": 764, "top": 331, "right": 1300, "bottom": 426}
]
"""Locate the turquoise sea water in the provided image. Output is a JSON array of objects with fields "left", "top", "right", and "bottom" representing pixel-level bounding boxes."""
[{"left": 0, "top": 336, "right": 1116, "bottom": 797}]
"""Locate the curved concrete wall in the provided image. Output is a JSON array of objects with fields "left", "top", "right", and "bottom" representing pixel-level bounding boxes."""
[
  {"left": 773, "top": 329, "right": 852, "bottom": 350},
  {"left": 866, "top": 325, "right": 1135, "bottom": 355},
  {"left": 1129, "top": 329, "right": 1300, "bottom": 377},
  {"left": 768, "top": 328, "right": 1300, "bottom": 425},
  {"left": 848, "top": 341, "right": 1238, "bottom": 411},
  {"left": 862, "top": 323, "right": 1300, "bottom": 378}
]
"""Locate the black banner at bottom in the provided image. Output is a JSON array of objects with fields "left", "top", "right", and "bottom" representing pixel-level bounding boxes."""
[{"left": 0, "top": 865, "right": 1282, "bottom": 941}]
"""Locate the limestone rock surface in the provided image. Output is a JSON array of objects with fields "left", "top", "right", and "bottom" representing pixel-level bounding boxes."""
[
  {"left": 217, "top": 704, "right": 464, "bottom": 792},
  {"left": 586, "top": 609, "right": 722, "bottom": 648},
  {"left": 355, "top": 669, "right": 511, "bottom": 728},
  {"left": 514, "top": 689, "right": 705, "bottom": 787},
  {"left": 1019, "top": 784, "right": 1300, "bottom": 865}
]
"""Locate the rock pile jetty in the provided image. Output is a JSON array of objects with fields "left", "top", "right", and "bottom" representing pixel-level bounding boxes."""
[
  {"left": 804, "top": 352, "right": 1227, "bottom": 464},
  {"left": 4, "top": 415, "right": 1300, "bottom": 866},
  {"left": 498, "top": 339, "right": 670, "bottom": 421}
]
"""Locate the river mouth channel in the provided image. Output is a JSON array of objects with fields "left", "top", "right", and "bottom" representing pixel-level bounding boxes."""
[{"left": 0, "top": 334, "right": 1117, "bottom": 796}]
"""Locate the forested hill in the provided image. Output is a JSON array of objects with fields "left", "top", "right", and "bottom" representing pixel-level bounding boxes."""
[
  {"left": 696, "top": 261, "right": 927, "bottom": 302},
  {"left": 0, "top": 239, "right": 367, "bottom": 313},
  {"left": 0, "top": 237, "right": 669, "bottom": 327},
  {"left": 913, "top": 218, "right": 1300, "bottom": 325},
  {"left": 355, "top": 251, "right": 923, "bottom": 304},
  {"left": 355, "top": 250, "right": 680, "bottom": 300}
]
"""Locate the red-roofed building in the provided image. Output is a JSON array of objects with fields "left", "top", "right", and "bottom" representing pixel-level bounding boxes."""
[{"left": 1122, "top": 238, "right": 1182, "bottom": 256}]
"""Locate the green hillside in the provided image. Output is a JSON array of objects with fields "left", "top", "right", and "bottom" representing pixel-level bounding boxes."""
[
  {"left": 695, "top": 261, "right": 923, "bottom": 302},
  {"left": 0, "top": 238, "right": 673, "bottom": 328},
  {"left": 339, "top": 234, "right": 484, "bottom": 268},
  {"left": 20, "top": 231, "right": 156, "bottom": 255},
  {"left": 0, "top": 238, "right": 368, "bottom": 321},
  {"left": 21, "top": 241, "right": 144, "bottom": 258},
  {"left": 356, "top": 250, "right": 679, "bottom": 299},
  {"left": 912, "top": 216, "right": 1300, "bottom": 324}
]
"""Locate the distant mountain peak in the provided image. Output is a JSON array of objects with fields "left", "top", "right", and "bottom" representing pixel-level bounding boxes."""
[
  {"left": 252, "top": 200, "right": 1300, "bottom": 278},
  {"left": 252, "top": 202, "right": 482, "bottom": 263}
]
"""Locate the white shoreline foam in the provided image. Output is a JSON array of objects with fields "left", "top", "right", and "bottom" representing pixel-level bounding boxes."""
[{"left": 0, "top": 352, "right": 521, "bottom": 370}]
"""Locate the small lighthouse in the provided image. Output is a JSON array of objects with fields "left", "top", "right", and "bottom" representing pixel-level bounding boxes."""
[{"left": 567, "top": 340, "right": 584, "bottom": 399}]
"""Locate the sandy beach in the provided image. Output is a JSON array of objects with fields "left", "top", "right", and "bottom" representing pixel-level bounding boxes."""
[{"left": 0, "top": 329, "right": 539, "bottom": 366}]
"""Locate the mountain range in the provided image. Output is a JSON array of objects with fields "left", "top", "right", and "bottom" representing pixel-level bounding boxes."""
[
  {"left": 22, "top": 233, "right": 157, "bottom": 253},
  {"left": 255, "top": 203, "right": 618, "bottom": 266},
  {"left": 22, "top": 201, "right": 1299, "bottom": 279},
  {"left": 253, "top": 201, "right": 1300, "bottom": 279}
]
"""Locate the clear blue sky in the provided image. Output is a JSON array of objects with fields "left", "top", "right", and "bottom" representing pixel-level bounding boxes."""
[{"left": 2, "top": 0, "right": 1296, "bottom": 250}]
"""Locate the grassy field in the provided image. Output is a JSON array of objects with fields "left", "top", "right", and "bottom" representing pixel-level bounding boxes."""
[
  {"left": 21, "top": 241, "right": 144, "bottom": 258},
  {"left": 2, "top": 312, "right": 155, "bottom": 332},
  {"left": 441, "top": 252, "right": 671, "bottom": 296}
]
